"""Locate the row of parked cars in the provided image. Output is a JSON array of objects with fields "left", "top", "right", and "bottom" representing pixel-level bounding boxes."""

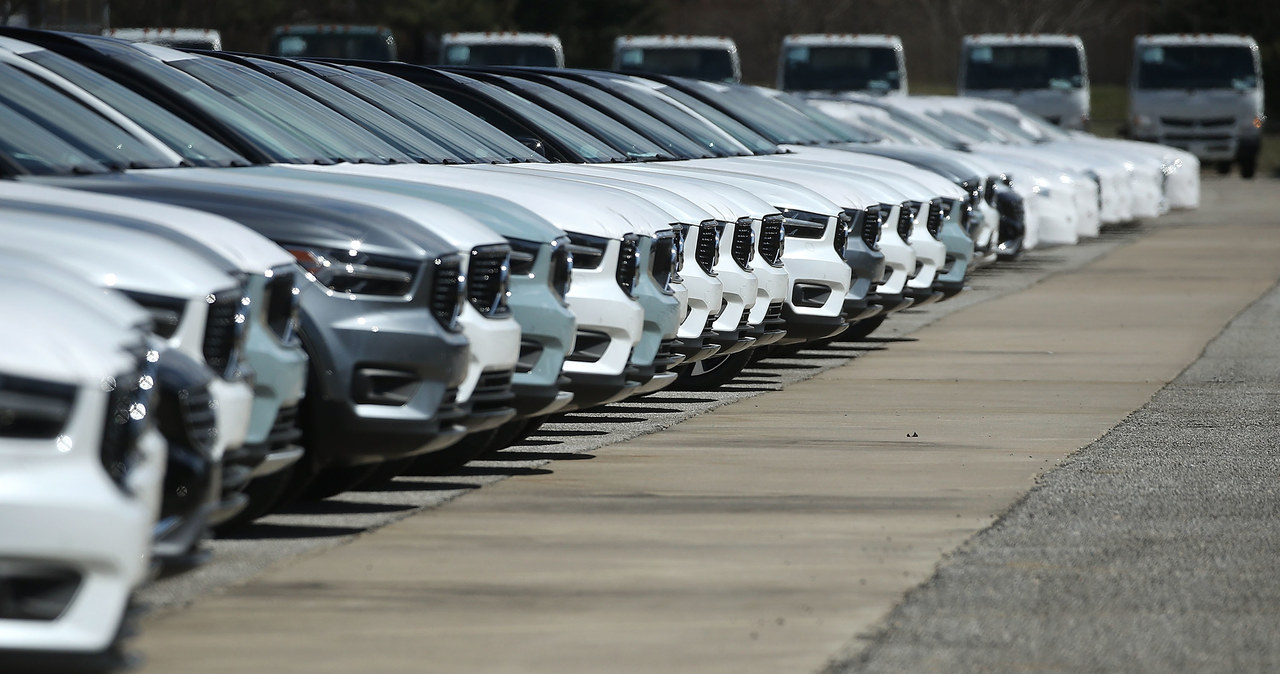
[{"left": 0, "top": 25, "right": 1199, "bottom": 670}]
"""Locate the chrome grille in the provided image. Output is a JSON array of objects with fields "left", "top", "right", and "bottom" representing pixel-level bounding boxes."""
[
  {"left": 264, "top": 270, "right": 297, "bottom": 342},
  {"left": 468, "top": 246, "right": 511, "bottom": 318},
  {"left": 202, "top": 291, "right": 241, "bottom": 379},
  {"left": 897, "top": 202, "right": 918, "bottom": 240},
  {"left": 926, "top": 199, "right": 945, "bottom": 239},
  {"left": 650, "top": 231, "right": 677, "bottom": 292},
  {"left": 429, "top": 255, "right": 464, "bottom": 331},
  {"left": 758, "top": 215, "right": 785, "bottom": 266},
  {"left": 100, "top": 343, "right": 154, "bottom": 493},
  {"left": 731, "top": 219, "right": 754, "bottom": 270},
  {"left": 616, "top": 235, "right": 641, "bottom": 297},
  {"left": 694, "top": 221, "right": 721, "bottom": 274},
  {"left": 834, "top": 210, "right": 852, "bottom": 254}
]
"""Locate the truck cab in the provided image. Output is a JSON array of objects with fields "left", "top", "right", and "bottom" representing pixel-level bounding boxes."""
[
  {"left": 269, "top": 24, "right": 396, "bottom": 61},
  {"left": 959, "top": 34, "right": 1089, "bottom": 130},
  {"left": 778, "top": 34, "right": 906, "bottom": 96},
  {"left": 1128, "top": 34, "right": 1265, "bottom": 177},
  {"left": 440, "top": 32, "right": 564, "bottom": 67},
  {"left": 613, "top": 35, "right": 740, "bottom": 83}
]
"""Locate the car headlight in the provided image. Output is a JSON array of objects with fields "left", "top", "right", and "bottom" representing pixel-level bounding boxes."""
[
  {"left": 775, "top": 208, "right": 829, "bottom": 239},
  {"left": 566, "top": 232, "right": 609, "bottom": 270},
  {"left": 286, "top": 245, "right": 420, "bottom": 298},
  {"left": 119, "top": 289, "right": 186, "bottom": 339},
  {"left": 0, "top": 373, "right": 76, "bottom": 439}
]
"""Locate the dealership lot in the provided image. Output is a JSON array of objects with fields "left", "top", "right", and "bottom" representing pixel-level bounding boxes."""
[{"left": 127, "top": 177, "right": 1280, "bottom": 673}]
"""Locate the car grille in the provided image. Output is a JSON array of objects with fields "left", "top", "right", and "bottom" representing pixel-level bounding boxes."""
[
  {"left": 731, "top": 219, "right": 754, "bottom": 270},
  {"left": 834, "top": 210, "right": 851, "bottom": 254},
  {"left": 468, "top": 246, "right": 511, "bottom": 318},
  {"left": 758, "top": 214, "right": 785, "bottom": 266},
  {"left": 897, "top": 202, "right": 916, "bottom": 240},
  {"left": 651, "top": 230, "right": 677, "bottom": 291},
  {"left": 100, "top": 343, "right": 153, "bottom": 493},
  {"left": 429, "top": 255, "right": 464, "bottom": 331},
  {"left": 926, "top": 199, "right": 945, "bottom": 239},
  {"left": 203, "top": 291, "right": 241, "bottom": 379},
  {"left": 616, "top": 235, "right": 641, "bottom": 297},
  {"left": 695, "top": 220, "right": 720, "bottom": 274},
  {"left": 268, "top": 404, "right": 301, "bottom": 450},
  {"left": 471, "top": 369, "right": 514, "bottom": 413},
  {"left": 178, "top": 385, "right": 218, "bottom": 454},
  {"left": 1161, "top": 116, "right": 1234, "bottom": 128},
  {"left": 264, "top": 269, "right": 297, "bottom": 342}
]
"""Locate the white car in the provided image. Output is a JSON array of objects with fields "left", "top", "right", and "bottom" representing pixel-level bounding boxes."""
[{"left": 0, "top": 264, "right": 164, "bottom": 665}]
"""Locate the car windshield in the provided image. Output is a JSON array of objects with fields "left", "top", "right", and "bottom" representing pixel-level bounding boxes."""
[
  {"left": 496, "top": 75, "right": 671, "bottom": 159},
  {"left": 300, "top": 62, "right": 502, "bottom": 163},
  {"left": 881, "top": 105, "right": 969, "bottom": 148},
  {"left": 0, "top": 99, "right": 109, "bottom": 175},
  {"left": 545, "top": 75, "right": 712, "bottom": 159},
  {"left": 72, "top": 35, "right": 333, "bottom": 164},
  {"left": 444, "top": 73, "right": 629, "bottom": 162},
  {"left": 678, "top": 80, "right": 821, "bottom": 145},
  {"left": 244, "top": 57, "right": 458, "bottom": 164},
  {"left": 0, "top": 63, "right": 177, "bottom": 170},
  {"left": 617, "top": 46, "right": 736, "bottom": 83},
  {"left": 270, "top": 31, "right": 395, "bottom": 61},
  {"left": 23, "top": 48, "right": 248, "bottom": 168},
  {"left": 1135, "top": 45, "right": 1258, "bottom": 90},
  {"left": 964, "top": 45, "right": 1084, "bottom": 90},
  {"left": 972, "top": 108, "right": 1052, "bottom": 143},
  {"left": 644, "top": 81, "right": 779, "bottom": 154},
  {"left": 781, "top": 45, "right": 902, "bottom": 92},
  {"left": 769, "top": 91, "right": 881, "bottom": 142},
  {"left": 345, "top": 65, "right": 545, "bottom": 162},
  {"left": 168, "top": 55, "right": 408, "bottom": 163},
  {"left": 924, "top": 108, "right": 1018, "bottom": 144},
  {"left": 442, "top": 43, "right": 559, "bottom": 67},
  {"left": 586, "top": 75, "right": 753, "bottom": 157}
]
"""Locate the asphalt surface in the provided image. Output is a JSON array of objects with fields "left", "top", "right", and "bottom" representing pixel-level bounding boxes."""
[
  {"left": 827, "top": 261, "right": 1280, "bottom": 673},
  {"left": 129, "top": 176, "right": 1280, "bottom": 674}
]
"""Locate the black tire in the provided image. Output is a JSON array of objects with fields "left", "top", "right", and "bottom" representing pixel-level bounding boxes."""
[
  {"left": 212, "top": 467, "right": 296, "bottom": 534},
  {"left": 835, "top": 314, "right": 887, "bottom": 341},
  {"left": 1240, "top": 149, "right": 1259, "bottom": 179},
  {"left": 670, "top": 349, "right": 754, "bottom": 390},
  {"left": 299, "top": 464, "right": 380, "bottom": 501},
  {"left": 1216, "top": 161, "right": 1233, "bottom": 175},
  {"left": 404, "top": 430, "right": 498, "bottom": 475}
]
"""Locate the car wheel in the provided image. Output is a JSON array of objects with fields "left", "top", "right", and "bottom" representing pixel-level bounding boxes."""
[
  {"left": 836, "top": 314, "right": 887, "bottom": 341},
  {"left": 671, "top": 349, "right": 753, "bottom": 390}
]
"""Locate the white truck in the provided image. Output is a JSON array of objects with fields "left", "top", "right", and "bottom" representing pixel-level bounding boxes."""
[
  {"left": 613, "top": 35, "right": 740, "bottom": 83},
  {"left": 440, "top": 32, "right": 564, "bottom": 67},
  {"left": 959, "top": 34, "right": 1090, "bottom": 130},
  {"left": 1128, "top": 34, "right": 1265, "bottom": 178},
  {"left": 777, "top": 34, "right": 906, "bottom": 95}
]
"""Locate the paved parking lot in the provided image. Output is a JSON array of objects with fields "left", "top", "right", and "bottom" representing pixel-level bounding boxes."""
[{"left": 134, "top": 178, "right": 1280, "bottom": 673}]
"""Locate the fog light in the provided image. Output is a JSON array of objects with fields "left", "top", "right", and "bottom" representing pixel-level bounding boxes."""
[
  {"left": 792, "top": 283, "right": 832, "bottom": 308},
  {"left": 352, "top": 368, "right": 421, "bottom": 405},
  {"left": 0, "top": 560, "right": 81, "bottom": 621}
]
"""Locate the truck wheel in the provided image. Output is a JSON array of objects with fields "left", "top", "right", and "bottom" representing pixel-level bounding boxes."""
[
  {"left": 671, "top": 350, "right": 754, "bottom": 390},
  {"left": 1239, "top": 151, "right": 1259, "bottom": 179}
]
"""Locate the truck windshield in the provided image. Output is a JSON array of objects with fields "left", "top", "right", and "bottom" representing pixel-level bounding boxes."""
[
  {"left": 781, "top": 46, "right": 901, "bottom": 92},
  {"left": 617, "top": 47, "right": 736, "bottom": 83},
  {"left": 443, "top": 44, "right": 559, "bottom": 67},
  {"left": 963, "top": 45, "right": 1083, "bottom": 90},
  {"left": 270, "top": 30, "right": 395, "bottom": 61},
  {"left": 1135, "top": 45, "right": 1257, "bottom": 90}
]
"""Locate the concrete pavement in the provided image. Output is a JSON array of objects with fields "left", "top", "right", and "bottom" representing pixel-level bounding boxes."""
[{"left": 135, "top": 178, "right": 1280, "bottom": 673}]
